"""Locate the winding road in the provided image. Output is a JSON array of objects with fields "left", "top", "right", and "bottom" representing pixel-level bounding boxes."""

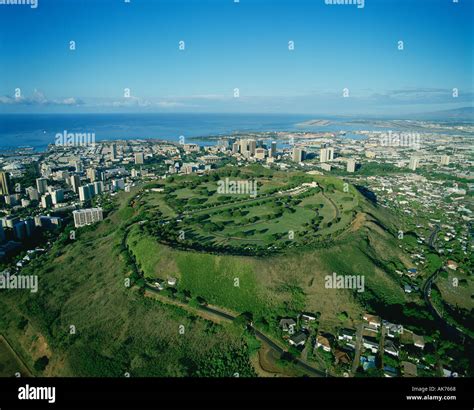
[
  {"left": 422, "top": 225, "right": 469, "bottom": 343},
  {"left": 124, "top": 218, "right": 327, "bottom": 378}
]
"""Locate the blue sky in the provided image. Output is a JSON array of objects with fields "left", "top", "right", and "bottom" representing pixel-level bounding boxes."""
[{"left": 0, "top": 0, "right": 472, "bottom": 115}]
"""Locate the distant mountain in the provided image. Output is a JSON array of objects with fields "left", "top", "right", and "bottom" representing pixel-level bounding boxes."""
[{"left": 407, "top": 107, "right": 474, "bottom": 122}]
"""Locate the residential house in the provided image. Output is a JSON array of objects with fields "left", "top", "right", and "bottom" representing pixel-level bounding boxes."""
[
  {"left": 300, "top": 312, "right": 317, "bottom": 321},
  {"left": 384, "top": 339, "right": 399, "bottom": 357},
  {"left": 442, "top": 368, "right": 458, "bottom": 378},
  {"left": 279, "top": 318, "right": 297, "bottom": 334},
  {"left": 412, "top": 333, "right": 425, "bottom": 349},
  {"left": 363, "top": 337, "right": 379, "bottom": 354},
  {"left": 338, "top": 328, "right": 356, "bottom": 342},
  {"left": 334, "top": 349, "right": 351, "bottom": 365},
  {"left": 289, "top": 332, "right": 307, "bottom": 347},
  {"left": 316, "top": 335, "right": 331, "bottom": 352},
  {"left": 383, "top": 320, "right": 404, "bottom": 338},
  {"left": 363, "top": 313, "right": 381, "bottom": 329}
]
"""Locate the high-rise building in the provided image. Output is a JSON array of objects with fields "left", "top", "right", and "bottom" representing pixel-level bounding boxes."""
[
  {"left": 320, "top": 147, "right": 334, "bottom": 163},
  {"left": 87, "top": 167, "right": 98, "bottom": 182},
  {"left": 35, "top": 215, "right": 62, "bottom": 230},
  {"left": 26, "top": 186, "right": 39, "bottom": 201},
  {"left": 70, "top": 175, "right": 81, "bottom": 194},
  {"left": 440, "top": 155, "right": 450, "bottom": 166},
  {"left": 111, "top": 179, "right": 125, "bottom": 191},
  {"left": 73, "top": 208, "right": 104, "bottom": 228},
  {"left": 1, "top": 215, "right": 20, "bottom": 228},
  {"left": 72, "top": 159, "right": 83, "bottom": 173},
  {"left": 0, "top": 172, "right": 11, "bottom": 195},
  {"left": 13, "top": 222, "right": 26, "bottom": 241},
  {"left": 347, "top": 159, "right": 356, "bottom": 173},
  {"left": 41, "top": 193, "right": 53, "bottom": 209},
  {"left": 248, "top": 139, "right": 257, "bottom": 155},
  {"left": 110, "top": 143, "right": 117, "bottom": 161},
  {"left": 93, "top": 181, "right": 104, "bottom": 195},
  {"left": 24, "top": 217, "right": 35, "bottom": 238},
  {"left": 409, "top": 157, "right": 419, "bottom": 171},
  {"left": 232, "top": 142, "right": 240, "bottom": 154},
  {"left": 134, "top": 153, "right": 145, "bottom": 165},
  {"left": 4, "top": 195, "right": 19, "bottom": 206},
  {"left": 292, "top": 147, "right": 306, "bottom": 163},
  {"left": 255, "top": 148, "right": 267, "bottom": 160},
  {"left": 36, "top": 178, "right": 48, "bottom": 195},
  {"left": 79, "top": 184, "right": 95, "bottom": 202},
  {"left": 270, "top": 141, "right": 277, "bottom": 157},
  {"left": 239, "top": 139, "right": 248, "bottom": 154},
  {"left": 51, "top": 189, "right": 64, "bottom": 205}
]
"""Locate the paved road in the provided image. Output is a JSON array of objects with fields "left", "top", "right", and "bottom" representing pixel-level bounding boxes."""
[
  {"left": 428, "top": 224, "right": 440, "bottom": 249},
  {"left": 201, "top": 305, "right": 326, "bottom": 377},
  {"left": 422, "top": 225, "right": 469, "bottom": 343},
  {"left": 145, "top": 285, "right": 326, "bottom": 377}
]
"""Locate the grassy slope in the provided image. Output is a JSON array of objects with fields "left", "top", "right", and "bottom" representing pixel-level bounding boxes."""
[
  {"left": 129, "top": 177, "right": 411, "bottom": 335},
  {"left": 0, "top": 169, "right": 419, "bottom": 376},
  {"left": 0, "top": 190, "right": 255, "bottom": 377}
]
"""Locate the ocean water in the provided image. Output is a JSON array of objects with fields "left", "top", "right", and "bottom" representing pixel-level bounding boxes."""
[{"left": 0, "top": 113, "right": 372, "bottom": 150}]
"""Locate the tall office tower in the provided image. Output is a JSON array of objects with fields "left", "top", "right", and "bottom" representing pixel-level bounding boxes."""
[
  {"left": 292, "top": 147, "right": 306, "bottom": 163},
  {"left": 239, "top": 139, "right": 249, "bottom": 154},
  {"left": 347, "top": 159, "right": 356, "bottom": 173},
  {"left": 409, "top": 157, "right": 419, "bottom": 171},
  {"left": 248, "top": 139, "right": 257, "bottom": 155},
  {"left": 112, "top": 179, "right": 125, "bottom": 191},
  {"left": 0, "top": 172, "right": 11, "bottom": 195},
  {"left": 134, "top": 152, "right": 145, "bottom": 165},
  {"left": 270, "top": 141, "right": 277, "bottom": 157},
  {"left": 36, "top": 177, "right": 49, "bottom": 195},
  {"left": 327, "top": 147, "right": 334, "bottom": 161},
  {"left": 1, "top": 215, "right": 19, "bottom": 228},
  {"left": 13, "top": 221, "right": 27, "bottom": 241},
  {"left": 24, "top": 217, "right": 36, "bottom": 238},
  {"left": 320, "top": 147, "right": 334, "bottom": 163},
  {"left": 232, "top": 142, "right": 240, "bottom": 154},
  {"left": 79, "top": 184, "right": 95, "bottom": 202},
  {"left": 110, "top": 143, "right": 117, "bottom": 160},
  {"left": 440, "top": 155, "right": 450, "bottom": 166},
  {"left": 4, "top": 195, "right": 19, "bottom": 206},
  {"left": 70, "top": 175, "right": 81, "bottom": 194},
  {"left": 87, "top": 167, "right": 98, "bottom": 182},
  {"left": 93, "top": 181, "right": 104, "bottom": 195},
  {"left": 51, "top": 189, "right": 65, "bottom": 205},
  {"left": 41, "top": 193, "right": 53, "bottom": 209},
  {"left": 73, "top": 208, "right": 104, "bottom": 228},
  {"left": 26, "top": 186, "right": 39, "bottom": 201}
]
